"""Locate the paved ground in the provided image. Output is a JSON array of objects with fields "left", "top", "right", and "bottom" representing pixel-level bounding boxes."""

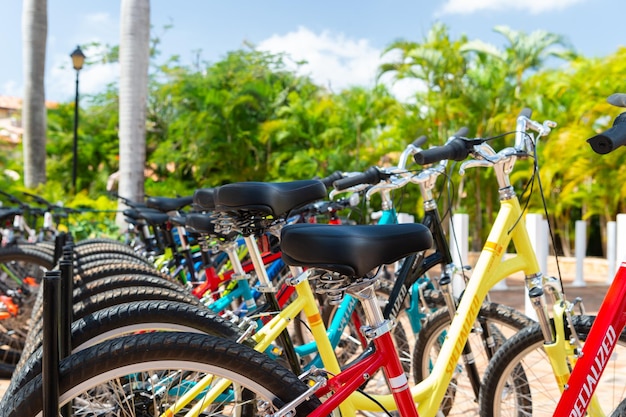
[{"left": 488, "top": 274, "right": 610, "bottom": 315}]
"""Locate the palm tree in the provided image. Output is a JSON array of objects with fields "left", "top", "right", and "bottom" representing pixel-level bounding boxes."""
[
  {"left": 22, "top": 0, "right": 48, "bottom": 187},
  {"left": 117, "top": 0, "right": 150, "bottom": 224},
  {"left": 461, "top": 25, "right": 577, "bottom": 97},
  {"left": 379, "top": 22, "right": 469, "bottom": 140}
]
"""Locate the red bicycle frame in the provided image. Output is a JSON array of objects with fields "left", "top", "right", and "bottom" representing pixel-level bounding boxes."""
[
  {"left": 553, "top": 262, "right": 626, "bottom": 416},
  {"left": 191, "top": 251, "right": 283, "bottom": 299},
  {"left": 309, "top": 327, "right": 419, "bottom": 417}
]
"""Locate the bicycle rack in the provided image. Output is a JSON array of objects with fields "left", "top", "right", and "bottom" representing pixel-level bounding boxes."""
[{"left": 42, "top": 233, "right": 74, "bottom": 417}]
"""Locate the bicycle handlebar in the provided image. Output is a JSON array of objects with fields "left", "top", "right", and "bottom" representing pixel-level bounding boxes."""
[
  {"left": 519, "top": 107, "right": 532, "bottom": 118},
  {"left": 587, "top": 111, "right": 626, "bottom": 154},
  {"left": 316, "top": 171, "right": 344, "bottom": 189},
  {"left": 413, "top": 127, "right": 470, "bottom": 165},
  {"left": 0, "top": 190, "right": 26, "bottom": 207},
  {"left": 21, "top": 191, "right": 59, "bottom": 210},
  {"left": 412, "top": 135, "right": 427, "bottom": 148},
  {"left": 607, "top": 93, "right": 626, "bottom": 108},
  {"left": 333, "top": 166, "right": 386, "bottom": 191}
]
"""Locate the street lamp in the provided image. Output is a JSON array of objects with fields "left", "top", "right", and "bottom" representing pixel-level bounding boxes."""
[{"left": 70, "top": 45, "right": 85, "bottom": 192}]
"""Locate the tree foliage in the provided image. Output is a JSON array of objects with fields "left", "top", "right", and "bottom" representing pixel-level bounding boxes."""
[{"left": 6, "top": 22, "right": 625, "bottom": 254}]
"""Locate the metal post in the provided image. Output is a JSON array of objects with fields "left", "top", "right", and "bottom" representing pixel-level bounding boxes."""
[
  {"left": 42, "top": 270, "right": 61, "bottom": 417},
  {"left": 72, "top": 70, "right": 80, "bottom": 192},
  {"left": 59, "top": 248, "right": 74, "bottom": 358},
  {"left": 59, "top": 244, "right": 74, "bottom": 417},
  {"left": 53, "top": 232, "right": 67, "bottom": 266}
]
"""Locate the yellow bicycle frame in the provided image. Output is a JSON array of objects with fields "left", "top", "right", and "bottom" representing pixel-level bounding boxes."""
[
  {"left": 163, "top": 193, "right": 543, "bottom": 417},
  {"left": 338, "top": 193, "right": 543, "bottom": 416}
]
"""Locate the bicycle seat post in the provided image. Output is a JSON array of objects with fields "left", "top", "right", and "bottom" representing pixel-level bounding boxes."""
[
  {"left": 350, "top": 279, "right": 392, "bottom": 338},
  {"left": 243, "top": 235, "right": 275, "bottom": 292}
]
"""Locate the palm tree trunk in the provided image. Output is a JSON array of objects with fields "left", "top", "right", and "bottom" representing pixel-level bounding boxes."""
[
  {"left": 116, "top": 0, "right": 150, "bottom": 226},
  {"left": 22, "top": 0, "right": 48, "bottom": 188}
]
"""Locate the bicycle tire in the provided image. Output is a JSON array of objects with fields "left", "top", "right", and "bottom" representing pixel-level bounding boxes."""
[
  {"left": 479, "top": 314, "right": 626, "bottom": 417},
  {"left": 0, "top": 244, "right": 55, "bottom": 272},
  {"left": 73, "top": 243, "right": 150, "bottom": 265},
  {"left": 75, "top": 261, "right": 172, "bottom": 284},
  {"left": 611, "top": 399, "right": 626, "bottom": 417},
  {"left": 6, "top": 300, "right": 248, "bottom": 400},
  {"left": 0, "top": 246, "right": 55, "bottom": 375},
  {"left": 72, "top": 273, "right": 185, "bottom": 302},
  {"left": 7, "top": 241, "right": 55, "bottom": 258},
  {"left": 0, "top": 332, "right": 321, "bottom": 417},
  {"left": 75, "top": 237, "right": 126, "bottom": 246},
  {"left": 75, "top": 251, "right": 154, "bottom": 267},
  {"left": 413, "top": 301, "right": 533, "bottom": 416},
  {"left": 73, "top": 242, "right": 144, "bottom": 257},
  {"left": 21, "top": 285, "right": 204, "bottom": 366}
]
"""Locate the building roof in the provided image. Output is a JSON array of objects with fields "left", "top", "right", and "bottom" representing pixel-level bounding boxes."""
[
  {"left": 0, "top": 95, "right": 59, "bottom": 110},
  {"left": 0, "top": 96, "right": 21, "bottom": 110}
]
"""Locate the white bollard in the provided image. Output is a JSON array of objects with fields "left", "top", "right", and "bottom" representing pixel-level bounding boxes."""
[
  {"left": 616, "top": 214, "right": 626, "bottom": 273},
  {"left": 449, "top": 213, "right": 468, "bottom": 298},
  {"left": 607, "top": 221, "right": 617, "bottom": 283},
  {"left": 526, "top": 214, "right": 549, "bottom": 272},
  {"left": 397, "top": 213, "right": 415, "bottom": 224},
  {"left": 572, "top": 220, "right": 586, "bottom": 286},
  {"left": 541, "top": 219, "right": 550, "bottom": 274},
  {"left": 524, "top": 213, "right": 548, "bottom": 321}
]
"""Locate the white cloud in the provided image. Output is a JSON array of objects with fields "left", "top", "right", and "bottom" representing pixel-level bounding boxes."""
[
  {"left": 257, "top": 26, "right": 424, "bottom": 101},
  {"left": 257, "top": 26, "right": 381, "bottom": 92},
  {"left": 439, "top": 0, "right": 587, "bottom": 14}
]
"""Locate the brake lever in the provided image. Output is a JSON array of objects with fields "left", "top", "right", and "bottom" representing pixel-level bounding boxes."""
[{"left": 459, "top": 160, "right": 492, "bottom": 176}]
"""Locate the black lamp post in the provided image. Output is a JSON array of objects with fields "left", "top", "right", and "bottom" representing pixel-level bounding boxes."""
[{"left": 70, "top": 45, "right": 85, "bottom": 192}]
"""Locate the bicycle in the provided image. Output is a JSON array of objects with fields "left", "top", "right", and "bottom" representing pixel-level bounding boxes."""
[
  {"left": 315, "top": 109, "right": 556, "bottom": 416},
  {"left": 479, "top": 94, "right": 626, "bottom": 417}
]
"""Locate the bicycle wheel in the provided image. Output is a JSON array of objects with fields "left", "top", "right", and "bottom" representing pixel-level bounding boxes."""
[
  {"left": 75, "top": 262, "right": 172, "bottom": 284},
  {"left": 76, "top": 251, "right": 154, "bottom": 268},
  {"left": 1, "top": 332, "right": 321, "bottom": 417},
  {"left": 0, "top": 245, "right": 54, "bottom": 289},
  {"left": 0, "top": 246, "right": 54, "bottom": 375},
  {"left": 413, "top": 301, "right": 533, "bottom": 416},
  {"left": 72, "top": 274, "right": 185, "bottom": 302},
  {"left": 73, "top": 242, "right": 147, "bottom": 258},
  {"left": 479, "top": 314, "right": 626, "bottom": 417},
  {"left": 6, "top": 300, "right": 248, "bottom": 400},
  {"left": 611, "top": 399, "right": 626, "bottom": 417},
  {"left": 21, "top": 285, "right": 205, "bottom": 366}
]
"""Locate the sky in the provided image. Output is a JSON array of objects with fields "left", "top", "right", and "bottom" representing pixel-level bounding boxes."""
[{"left": 2, "top": 0, "right": 625, "bottom": 103}]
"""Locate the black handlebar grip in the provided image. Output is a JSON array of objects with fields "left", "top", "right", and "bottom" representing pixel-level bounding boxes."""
[
  {"left": 333, "top": 166, "right": 382, "bottom": 190},
  {"left": 412, "top": 135, "right": 427, "bottom": 148},
  {"left": 453, "top": 127, "right": 469, "bottom": 138},
  {"left": 413, "top": 138, "right": 470, "bottom": 165},
  {"left": 318, "top": 171, "right": 344, "bottom": 189},
  {"left": 519, "top": 108, "right": 533, "bottom": 118},
  {"left": 607, "top": 93, "right": 626, "bottom": 108},
  {"left": 587, "top": 112, "right": 626, "bottom": 154}
]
